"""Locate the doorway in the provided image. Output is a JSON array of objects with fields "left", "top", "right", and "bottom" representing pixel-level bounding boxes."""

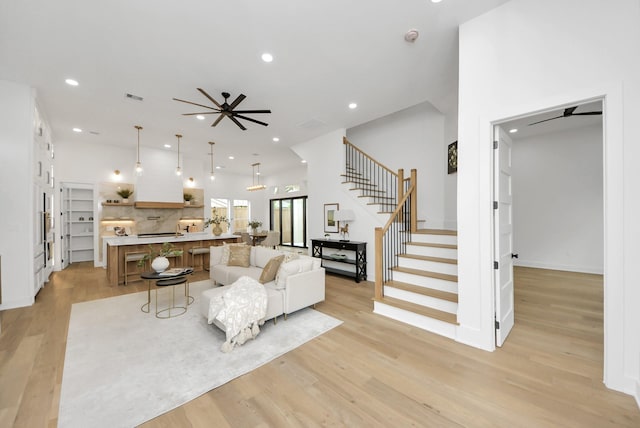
[{"left": 493, "top": 99, "right": 604, "bottom": 346}]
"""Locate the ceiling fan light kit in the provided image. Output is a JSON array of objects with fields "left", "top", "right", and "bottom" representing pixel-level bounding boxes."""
[{"left": 173, "top": 88, "right": 271, "bottom": 130}]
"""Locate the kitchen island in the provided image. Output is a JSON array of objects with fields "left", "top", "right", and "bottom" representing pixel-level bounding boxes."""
[{"left": 104, "top": 232, "right": 239, "bottom": 286}]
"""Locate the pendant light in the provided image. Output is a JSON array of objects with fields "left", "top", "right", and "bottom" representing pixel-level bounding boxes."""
[
  {"left": 246, "top": 162, "right": 266, "bottom": 191},
  {"left": 208, "top": 141, "right": 216, "bottom": 181},
  {"left": 134, "top": 125, "right": 143, "bottom": 176},
  {"left": 175, "top": 134, "right": 182, "bottom": 176}
]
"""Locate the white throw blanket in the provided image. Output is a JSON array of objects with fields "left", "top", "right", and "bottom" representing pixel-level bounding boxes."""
[{"left": 207, "top": 276, "right": 268, "bottom": 352}]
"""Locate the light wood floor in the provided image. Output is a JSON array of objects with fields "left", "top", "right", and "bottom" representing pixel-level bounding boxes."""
[{"left": 1, "top": 264, "right": 638, "bottom": 427}]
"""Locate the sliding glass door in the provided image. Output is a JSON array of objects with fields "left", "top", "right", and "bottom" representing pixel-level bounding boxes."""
[{"left": 270, "top": 196, "right": 307, "bottom": 248}]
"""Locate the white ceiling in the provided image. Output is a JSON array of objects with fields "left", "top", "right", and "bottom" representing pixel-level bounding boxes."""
[{"left": 0, "top": 0, "right": 510, "bottom": 176}]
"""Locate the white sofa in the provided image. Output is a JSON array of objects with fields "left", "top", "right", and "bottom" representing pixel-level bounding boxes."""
[{"left": 199, "top": 245, "right": 325, "bottom": 324}]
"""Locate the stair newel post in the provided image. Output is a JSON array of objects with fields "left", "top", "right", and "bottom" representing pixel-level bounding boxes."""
[
  {"left": 410, "top": 168, "right": 417, "bottom": 233},
  {"left": 375, "top": 226, "right": 384, "bottom": 300},
  {"left": 397, "top": 169, "right": 404, "bottom": 223}
]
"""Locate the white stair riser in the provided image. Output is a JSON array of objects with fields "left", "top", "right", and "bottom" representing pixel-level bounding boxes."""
[
  {"left": 412, "top": 234, "right": 457, "bottom": 245},
  {"left": 406, "top": 244, "right": 458, "bottom": 259},
  {"left": 398, "top": 258, "right": 458, "bottom": 275},
  {"left": 374, "top": 302, "right": 456, "bottom": 339},
  {"left": 384, "top": 287, "right": 458, "bottom": 314},
  {"left": 393, "top": 271, "right": 458, "bottom": 293}
]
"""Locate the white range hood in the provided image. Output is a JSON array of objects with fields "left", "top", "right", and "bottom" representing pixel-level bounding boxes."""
[{"left": 134, "top": 148, "right": 184, "bottom": 208}]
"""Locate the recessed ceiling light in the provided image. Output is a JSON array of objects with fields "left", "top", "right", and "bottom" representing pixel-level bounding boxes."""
[
  {"left": 196, "top": 115, "right": 205, "bottom": 120},
  {"left": 164, "top": 144, "right": 171, "bottom": 148},
  {"left": 431, "top": 0, "right": 443, "bottom": 3},
  {"left": 261, "top": 53, "right": 273, "bottom": 63},
  {"left": 272, "top": 137, "right": 280, "bottom": 142},
  {"left": 72, "top": 128, "right": 82, "bottom": 133},
  {"left": 348, "top": 102, "right": 357, "bottom": 109},
  {"left": 509, "top": 128, "right": 518, "bottom": 133},
  {"left": 216, "top": 166, "right": 221, "bottom": 170},
  {"left": 301, "top": 160, "right": 307, "bottom": 164},
  {"left": 65, "top": 78, "right": 79, "bottom": 86},
  {"left": 228, "top": 156, "right": 234, "bottom": 160}
]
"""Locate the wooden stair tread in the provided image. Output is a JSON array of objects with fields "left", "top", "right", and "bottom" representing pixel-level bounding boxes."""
[
  {"left": 359, "top": 195, "right": 395, "bottom": 200},
  {"left": 392, "top": 266, "right": 458, "bottom": 282},
  {"left": 407, "top": 242, "right": 457, "bottom": 250},
  {"left": 398, "top": 254, "right": 457, "bottom": 265},
  {"left": 416, "top": 228, "right": 458, "bottom": 236},
  {"left": 342, "top": 181, "right": 378, "bottom": 187},
  {"left": 350, "top": 188, "right": 386, "bottom": 194},
  {"left": 385, "top": 280, "right": 458, "bottom": 303},
  {"left": 374, "top": 296, "right": 458, "bottom": 325}
]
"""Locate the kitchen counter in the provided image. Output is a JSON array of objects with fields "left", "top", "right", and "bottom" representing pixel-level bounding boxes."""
[{"left": 105, "top": 232, "right": 239, "bottom": 286}]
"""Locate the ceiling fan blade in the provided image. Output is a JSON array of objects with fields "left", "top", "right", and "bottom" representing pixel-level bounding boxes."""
[
  {"left": 228, "top": 94, "right": 246, "bottom": 110},
  {"left": 528, "top": 115, "right": 564, "bottom": 126},
  {"left": 233, "top": 109, "right": 272, "bottom": 114},
  {"left": 572, "top": 111, "right": 602, "bottom": 116},
  {"left": 182, "top": 112, "right": 220, "bottom": 116},
  {"left": 173, "top": 98, "right": 218, "bottom": 110},
  {"left": 229, "top": 116, "right": 247, "bottom": 130},
  {"left": 234, "top": 114, "right": 269, "bottom": 127},
  {"left": 210, "top": 115, "right": 225, "bottom": 127},
  {"left": 197, "top": 88, "right": 222, "bottom": 108},
  {"left": 563, "top": 106, "right": 578, "bottom": 116}
]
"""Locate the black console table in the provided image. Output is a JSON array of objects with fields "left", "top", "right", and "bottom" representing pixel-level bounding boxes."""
[{"left": 311, "top": 239, "right": 367, "bottom": 283}]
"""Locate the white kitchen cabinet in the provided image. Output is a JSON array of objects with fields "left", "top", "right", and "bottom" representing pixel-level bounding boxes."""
[{"left": 62, "top": 183, "right": 95, "bottom": 266}]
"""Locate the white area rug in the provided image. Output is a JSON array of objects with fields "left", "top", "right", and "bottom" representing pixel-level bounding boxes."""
[{"left": 59, "top": 280, "right": 341, "bottom": 428}]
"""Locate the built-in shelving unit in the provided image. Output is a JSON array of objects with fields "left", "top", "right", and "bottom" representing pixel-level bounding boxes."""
[{"left": 62, "top": 183, "right": 95, "bottom": 266}]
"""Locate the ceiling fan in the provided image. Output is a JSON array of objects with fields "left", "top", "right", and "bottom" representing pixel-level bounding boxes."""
[
  {"left": 173, "top": 88, "right": 271, "bottom": 130},
  {"left": 528, "top": 106, "right": 602, "bottom": 126}
]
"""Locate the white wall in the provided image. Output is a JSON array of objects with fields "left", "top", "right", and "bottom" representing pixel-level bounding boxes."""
[
  {"left": 346, "top": 102, "right": 450, "bottom": 229},
  {"left": 0, "top": 80, "right": 35, "bottom": 309},
  {"left": 512, "top": 124, "right": 603, "bottom": 274},
  {"left": 458, "top": 0, "right": 640, "bottom": 397}
]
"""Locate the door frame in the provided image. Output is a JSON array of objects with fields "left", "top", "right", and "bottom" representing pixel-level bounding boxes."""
[{"left": 486, "top": 88, "right": 627, "bottom": 392}]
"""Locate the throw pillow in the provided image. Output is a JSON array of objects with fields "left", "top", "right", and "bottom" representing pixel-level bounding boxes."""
[
  {"left": 283, "top": 252, "right": 300, "bottom": 263},
  {"left": 227, "top": 245, "right": 251, "bottom": 267},
  {"left": 275, "top": 259, "right": 303, "bottom": 289},
  {"left": 258, "top": 255, "right": 285, "bottom": 284},
  {"left": 221, "top": 242, "right": 246, "bottom": 265}
]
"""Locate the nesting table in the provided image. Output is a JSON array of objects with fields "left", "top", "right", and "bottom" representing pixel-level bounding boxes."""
[{"left": 141, "top": 268, "right": 194, "bottom": 318}]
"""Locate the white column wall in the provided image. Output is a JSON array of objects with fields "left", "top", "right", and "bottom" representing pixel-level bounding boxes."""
[
  {"left": 0, "top": 80, "right": 35, "bottom": 309},
  {"left": 512, "top": 124, "right": 603, "bottom": 274},
  {"left": 457, "top": 0, "right": 640, "bottom": 396}
]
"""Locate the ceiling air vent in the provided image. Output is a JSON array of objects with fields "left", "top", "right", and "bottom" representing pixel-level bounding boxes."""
[{"left": 125, "top": 93, "right": 143, "bottom": 101}]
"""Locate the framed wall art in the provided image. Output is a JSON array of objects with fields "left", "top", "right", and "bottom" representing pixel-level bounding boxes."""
[
  {"left": 324, "top": 203, "right": 339, "bottom": 233},
  {"left": 447, "top": 140, "right": 458, "bottom": 174}
]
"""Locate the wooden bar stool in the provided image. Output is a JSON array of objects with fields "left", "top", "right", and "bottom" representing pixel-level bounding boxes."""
[
  {"left": 124, "top": 252, "right": 147, "bottom": 286},
  {"left": 188, "top": 246, "right": 209, "bottom": 271}
]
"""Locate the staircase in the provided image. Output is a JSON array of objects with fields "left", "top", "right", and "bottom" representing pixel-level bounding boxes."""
[
  {"left": 374, "top": 229, "right": 458, "bottom": 339},
  {"left": 342, "top": 137, "right": 459, "bottom": 339}
]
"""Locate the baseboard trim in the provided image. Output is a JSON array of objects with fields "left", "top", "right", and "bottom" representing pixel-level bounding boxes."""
[
  {"left": 0, "top": 295, "right": 35, "bottom": 311},
  {"left": 635, "top": 380, "right": 640, "bottom": 410},
  {"left": 514, "top": 259, "right": 603, "bottom": 275}
]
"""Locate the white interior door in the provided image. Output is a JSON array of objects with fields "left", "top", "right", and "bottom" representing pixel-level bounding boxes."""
[{"left": 494, "top": 126, "right": 515, "bottom": 346}]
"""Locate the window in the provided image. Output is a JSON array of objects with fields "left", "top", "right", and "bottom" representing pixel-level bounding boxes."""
[
  {"left": 210, "top": 199, "right": 251, "bottom": 233},
  {"left": 270, "top": 196, "right": 307, "bottom": 248}
]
